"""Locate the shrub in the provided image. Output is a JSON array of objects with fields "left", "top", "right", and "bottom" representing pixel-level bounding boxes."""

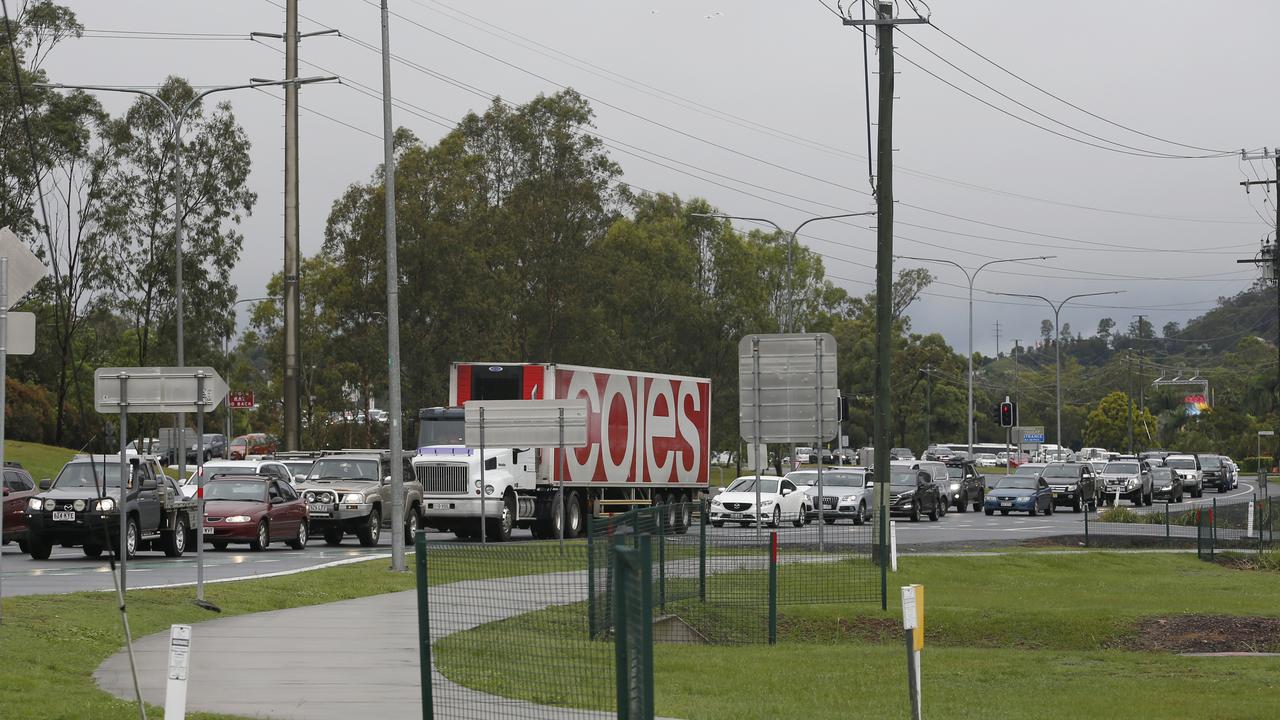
[{"left": 1099, "top": 506, "right": 1140, "bottom": 523}]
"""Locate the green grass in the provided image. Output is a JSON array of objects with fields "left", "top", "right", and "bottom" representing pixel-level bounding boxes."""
[
  {"left": 5, "top": 439, "right": 77, "bottom": 483},
  {"left": 0, "top": 543, "right": 585, "bottom": 720},
  {"left": 438, "top": 553, "right": 1280, "bottom": 719}
]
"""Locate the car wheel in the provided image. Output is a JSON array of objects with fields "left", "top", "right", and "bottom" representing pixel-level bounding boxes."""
[
  {"left": 249, "top": 521, "right": 269, "bottom": 552},
  {"left": 1072, "top": 495, "right": 1082, "bottom": 513},
  {"left": 358, "top": 507, "right": 382, "bottom": 547},
  {"left": 288, "top": 521, "right": 309, "bottom": 550},
  {"left": 28, "top": 536, "right": 53, "bottom": 560},
  {"left": 956, "top": 491, "right": 969, "bottom": 513},
  {"left": 984, "top": 508, "right": 994, "bottom": 516},
  {"left": 403, "top": 508, "right": 420, "bottom": 545},
  {"left": 928, "top": 503, "right": 939, "bottom": 522},
  {"left": 323, "top": 527, "right": 344, "bottom": 546},
  {"left": 855, "top": 502, "right": 866, "bottom": 526},
  {"left": 792, "top": 508, "right": 804, "bottom": 528},
  {"left": 769, "top": 506, "right": 782, "bottom": 528},
  {"left": 17, "top": 538, "right": 29, "bottom": 554},
  {"left": 163, "top": 516, "right": 188, "bottom": 557},
  {"left": 115, "top": 516, "right": 140, "bottom": 559},
  {"left": 1045, "top": 500, "right": 1054, "bottom": 515},
  {"left": 1144, "top": 491, "right": 1153, "bottom": 506},
  {"left": 910, "top": 505, "right": 920, "bottom": 522},
  {"left": 83, "top": 544, "right": 103, "bottom": 559},
  {"left": 972, "top": 494, "right": 983, "bottom": 512},
  {"left": 1029, "top": 504, "right": 1038, "bottom": 516}
]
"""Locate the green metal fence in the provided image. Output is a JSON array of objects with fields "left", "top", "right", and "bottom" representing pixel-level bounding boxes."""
[
  {"left": 1084, "top": 495, "right": 1275, "bottom": 554},
  {"left": 612, "top": 535, "right": 654, "bottom": 720}
]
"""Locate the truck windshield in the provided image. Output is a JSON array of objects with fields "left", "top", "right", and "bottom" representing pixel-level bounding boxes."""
[
  {"left": 54, "top": 463, "right": 131, "bottom": 489},
  {"left": 418, "top": 416, "right": 465, "bottom": 447},
  {"left": 309, "top": 459, "right": 380, "bottom": 481}
]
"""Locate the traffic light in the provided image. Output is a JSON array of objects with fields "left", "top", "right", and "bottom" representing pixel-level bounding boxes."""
[{"left": 999, "top": 401, "right": 1016, "bottom": 428}]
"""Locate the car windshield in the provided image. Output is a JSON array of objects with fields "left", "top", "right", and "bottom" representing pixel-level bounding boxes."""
[
  {"left": 309, "top": 459, "right": 380, "bottom": 481},
  {"left": 230, "top": 437, "right": 247, "bottom": 446},
  {"left": 282, "top": 461, "right": 314, "bottom": 475},
  {"left": 1041, "top": 464, "right": 1079, "bottom": 479},
  {"left": 809, "top": 473, "right": 867, "bottom": 491},
  {"left": 1103, "top": 462, "right": 1139, "bottom": 475},
  {"left": 946, "top": 466, "right": 966, "bottom": 479},
  {"left": 726, "top": 478, "right": 780, "bottom": 494},
  {"left": 204, "top": 480, "right": 267, "bottom": 502},
  {"left": 890, "top": 470, "right": 926, "bottom": 489},
  {"left": 1150, "top": 469, "right": 1174, "bottom": 482},
  {"left": 53, "top": 462, "right": 134, "bottom": 489},
  {"left": 1199, "top": 456, "right": 1221, "bottom": 469},
  {"left": 1165, "top": 457, "right": 1196, "bottom": 470},
  {"left": 1012, "top": 465, "right": 1042, "bottom": 477},
  {"left": 997, "top": 476, "right": 1038, "bottom": 490}
]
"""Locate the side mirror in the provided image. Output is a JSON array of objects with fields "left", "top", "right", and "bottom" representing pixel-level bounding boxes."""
[
  {"left": 1, "top": 486, "right": 9, "bottom": 496},
  {"left": 382, "top": 475, "right": 392, "bottom": 485},
  {"left": 781, "top": 488, "right": 792, "bottom": 496},
  {"left": 39, "top": 479, "right": 51, "bottom": 490},
  {"left": 141, "top": 478, "right": 158, "bottom": 491}
]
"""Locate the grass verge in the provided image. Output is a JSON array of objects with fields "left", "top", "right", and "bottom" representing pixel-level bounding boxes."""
[
  {"left": 439, "top": 553, "right": 1280, "bottom": 719},
  {"left": 0, "top": 542, "right": 585, "bottom": 720},
  {"left": 5, "top": 439, "right": 77, "bottom": 483}
]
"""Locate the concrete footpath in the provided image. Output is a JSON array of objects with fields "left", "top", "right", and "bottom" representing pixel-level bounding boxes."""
[{"left": 96, "top": 571, "right": 626, "bottom": 720}]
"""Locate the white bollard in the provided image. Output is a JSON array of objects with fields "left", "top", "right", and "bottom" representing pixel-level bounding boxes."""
[
  {"left": 164, "top": 624, "right": 192, "bottom": 720},
  {"left": 890, "top": 520, "right": 898, "bottom": 572}
]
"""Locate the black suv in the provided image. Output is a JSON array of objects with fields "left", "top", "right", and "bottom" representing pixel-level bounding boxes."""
[
  {"left": 1040, "top": 462, "right": 1100, "bottom": 513},
  {"left": 943, "top": 460, "right": 985, "bottom": 512},
  {"left": 887, "top": 466, "right": 946, "bottom": 522},
  {"left": 1196, "top": 454, "right": 1232, "bottom": 493}
]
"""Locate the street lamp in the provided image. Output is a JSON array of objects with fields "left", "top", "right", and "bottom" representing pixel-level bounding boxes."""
[
  {"left": 990, "top": 290, "right": 1124, "bottom": 453},
  {"left": 691, "top": 211, "right": 875, "bottom": 331},
  {"left": 224, "top": 296, "right": 280, "bottom": 439},
  {"left": 896, "top": 255, "right": 1054, "bottom": 457},
  {"left": 38, "top": 76, "right": 336, "bottom": 482}
]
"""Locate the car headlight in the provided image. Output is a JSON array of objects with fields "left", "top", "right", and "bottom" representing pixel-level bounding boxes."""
[
  {"left": 96, "top": 498, "right": 115, "bottom": 512},
  {"left": 949, "top": 482, "right": 960, "bottom": 490},
  {"left": 72, "top": 499, "right": 86, "bottom": 511},
  {"left": 43, "top": 498, "right": 56, "bottom": 511},
  {"left": 711, "top": 497, "right": 722, "bottom": 506},
  {"left": 841, "top": 495, "right": 857, "bottom": 503},
  {"left": 304, "top": 491, "right": 315, "bottom": 502},
  {"left": 27, "top": 498, "right": 43, "bottom": 511},
  {"left": 343, "top": 493, "right": 364, "bottom": 504},
  {"left": 761, "top": 499, "right": 775, "bottom": 507},
  {"left": 225, "top": 515, "right": 252, "bottom": 523}
]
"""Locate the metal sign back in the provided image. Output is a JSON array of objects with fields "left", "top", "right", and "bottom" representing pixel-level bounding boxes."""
[
  {"left": 5, "top": 312, "right": 34, "bottom": 355},
  {"left": 0, "top": 227, "right": 47, "bottom": 306},
  {"left": 94, "top": 367, "right": 228, "bottom": 414},
  {"left": 738, "top": 333, "right": 839, "bottom": 442},
  {"left": 464, "top": 399, "right": 589, "bottom": 447}
]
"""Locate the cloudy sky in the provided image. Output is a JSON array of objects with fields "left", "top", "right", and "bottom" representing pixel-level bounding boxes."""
[{"left": 40, "top": 0, "right": 1280, "bottom": 356}]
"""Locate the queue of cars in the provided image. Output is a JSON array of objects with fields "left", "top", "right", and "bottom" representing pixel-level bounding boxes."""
[{"left": 15, "top": 447, "right": 423, "bottom": 559}]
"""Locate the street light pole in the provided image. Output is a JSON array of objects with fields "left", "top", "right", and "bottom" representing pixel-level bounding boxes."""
[
  {"left": 692, "top": 211, "right": 874, "bottom": 331},
  {"left": 991, "top": 290, "right": 1123, "bottom": 452},
  {"left": 897, "top": 255, "right": 1053, "bottom": 457}
]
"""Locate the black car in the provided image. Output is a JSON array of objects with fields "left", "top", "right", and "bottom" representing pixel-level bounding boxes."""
[
  {"left": 1040, "top": 462, "right": 1100, "bottom": 513},
  {"left": 1150, "top": 467, "right": 1184, "bottom": 502},
  {"left": 888, "top": 467, "right": 945, "bottom": 522},
  {"left": 943, "top": 460, "right": 985, "bottom": 512},
  {"left": 1197, "top": 454, "right": 1232, "bottom": 493},
  {"left": 185, "top": 433, "right": 229, "bottom": 463}
]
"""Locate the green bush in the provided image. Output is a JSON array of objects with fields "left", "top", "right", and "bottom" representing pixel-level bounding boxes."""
[
  {"left": 1098, "top": 506, "right": 1140, "bottom": 523},
  {"left": 1238, "top": 456, "right": 1275, "bottom": 473}
]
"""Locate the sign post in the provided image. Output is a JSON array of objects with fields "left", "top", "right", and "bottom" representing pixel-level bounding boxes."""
[
  {"left": 901, "top": 584, "right": 924, "bottom": 720},
  {"left": 463, "top": 399, "right": 589, "bottom": 546},
  {"left": 0, "top": 227, "right": 47, "bottom": 626},
  {"left": 95, "top": 366, "right": 227, "bottom": 602},
  {"left": 164, "top": 624, "right": 193, "bottom": 720}
]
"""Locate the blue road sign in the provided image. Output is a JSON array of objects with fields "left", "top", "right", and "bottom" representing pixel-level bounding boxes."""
[{"left": 1023, "top": 433, "right": 1046, "bottom": 443}]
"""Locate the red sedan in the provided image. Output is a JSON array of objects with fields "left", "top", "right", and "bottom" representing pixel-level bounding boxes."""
[
  {"left": 201, "top": 475, "right": 309, "bottom": 551},
  {"left": 2, "top": 466, "right": 38, "bottom": 552}
]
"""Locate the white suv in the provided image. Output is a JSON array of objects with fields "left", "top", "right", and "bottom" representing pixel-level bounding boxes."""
[{"left": 1163, "top": 454, "right": 1204, "bottom": 498}]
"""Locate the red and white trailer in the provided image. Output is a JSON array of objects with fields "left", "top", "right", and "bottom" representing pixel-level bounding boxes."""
[{"left": 412, "top": 362, "right": 711, "bottom": 541}]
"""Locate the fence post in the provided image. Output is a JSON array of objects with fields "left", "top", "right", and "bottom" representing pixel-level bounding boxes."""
[
  {"left": 1083, "top": 505, "right": 1090, "bottom": 547},
  {"left": 658, "top": 507, "right": 667, "bottom": 614},
  {"left": 1211, "top": 498, "right": 1217, "bottom": 560},
  {"left": 413, "top": 530, "right": 433, "bottom": 720},
  {"left": 587, "top": 511, "right": 597, "bottom": 639},
  {"left": 699, "top": 498, "right": 707, "bottom": 603},
  {"left": 1165, "top": 501, "right": 1170, "bottom": 543},
  {"left": 768, "top": 531, "right": 778, "bottom": 646},
  {"left": 613, "top": 534, "right": 654, "bottom": 720}
]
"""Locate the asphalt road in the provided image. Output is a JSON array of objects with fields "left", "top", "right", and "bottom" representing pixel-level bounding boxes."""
[{"left": 1, "top": 478, "right": 1265, "bottom": 597}]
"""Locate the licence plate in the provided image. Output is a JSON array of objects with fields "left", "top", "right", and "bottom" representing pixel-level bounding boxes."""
[
  {"left": 1051, "top": 492, "right": 1058, "bottom": 498},
  {"left": 731, "top": 513, "right": 743, "bottom": 519},
  {"left": 308, "top": 503, "right": 329, "bottom": 513},
  {"left": 202, "top": 526, "right": 214, "bottom": 535},
  {"left": 1000, "top": 501, "right": 1012, "bottom": 507},
  {"left": 52, "top": 511, "right": 75, "bottom": 521}
]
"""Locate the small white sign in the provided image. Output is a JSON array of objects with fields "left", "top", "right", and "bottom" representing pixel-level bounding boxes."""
[
  {"left": 901, "top": 586, "right": 917, "bottom": 630},
  {"left": 5, "top": 311, "right": 35, "bottom": 355},
  {"left": 164, "top": 624, "right": 192, "bottom": 719}
]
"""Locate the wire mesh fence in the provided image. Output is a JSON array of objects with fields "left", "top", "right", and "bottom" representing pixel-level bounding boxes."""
[{"left": 1084, "top": 495, "right": 1276, "bottom": 554}]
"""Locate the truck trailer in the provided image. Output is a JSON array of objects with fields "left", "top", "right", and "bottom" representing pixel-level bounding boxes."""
[{"left": 412, "top": 362, "right": 711, "bottom": 541}]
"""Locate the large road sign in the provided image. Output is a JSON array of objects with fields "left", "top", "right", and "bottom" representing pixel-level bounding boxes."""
[
  {"left": 463, "top": 399, "right": 589, "bottom": 448},
  {"left": 738, "top": 333, "right": 839, "bottom": 443},
  {"left": 94, "top": 367, "right": 228, "bottom": 414}
]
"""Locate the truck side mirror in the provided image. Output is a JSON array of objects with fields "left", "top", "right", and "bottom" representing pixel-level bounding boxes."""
[
  {"left": 39, "top": 479, "right": 51, "bottom": 490},
  {"left": 382, "top": 475, "right": 392, "bottom": 485}
]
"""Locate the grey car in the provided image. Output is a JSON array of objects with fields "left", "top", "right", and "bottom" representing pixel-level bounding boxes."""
[
  {"left": 296, "top": 451, "right": 421, "bottom": 546},
  {"left": 1098, "top": 460, "right": 1152, "bottom": 506}
]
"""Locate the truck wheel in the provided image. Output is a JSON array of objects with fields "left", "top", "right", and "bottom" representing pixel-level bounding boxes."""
[
  {"left": 289, "top": 521, "right": 309, "bottom": 550},
  {"left": 564, "top": 491, "right": 583, "bottom": 539},
  {"left": 485, "top": 495, "right": 514, "bottom": 542},
  {"left": 675, "top": 494, "right": 693, "bottom": 535},
  {"left": 357, "top": 508, "right": 382, "bottom": 547},
  {"left": 28, "top": 537, "right": 53, "bottom": 560},
  {"left": 323, "top": 527, "right": 344, "bottom": 546},
  {"left": 83, "top": 544, "right": 103, "bottom": 559},
  {"left": 249, "top": 521, "right": 269, "bottom": 552},
  {"left": 114, "top": 516, "right": 140, "bottom": 559},
  {"left": 162, "top": 516, "right": 188, "bottom": 557}
]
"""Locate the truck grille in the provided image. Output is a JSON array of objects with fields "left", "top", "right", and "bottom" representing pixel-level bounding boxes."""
[{"left": 417, "top": 465, "right": 468, "bottom": 495}]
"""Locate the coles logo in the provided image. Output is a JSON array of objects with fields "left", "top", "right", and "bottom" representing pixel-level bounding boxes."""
[{"left": 556, "top": 369, "right": 709, "bottom": 485}]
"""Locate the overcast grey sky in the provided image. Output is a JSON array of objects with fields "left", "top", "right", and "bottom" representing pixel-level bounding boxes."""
[{"left": 43, "top": 1, "right": 1280, "bottom": 356}]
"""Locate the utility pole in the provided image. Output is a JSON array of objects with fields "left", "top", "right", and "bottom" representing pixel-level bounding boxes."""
[
  {"left": 1238, "top": 148, "right": 1280, "bottom": 428},
  {"left": 381, "top": 0, "right": 407, "bottom": 572},
  {"left": 252, "top": 7, "right": 337, "bottom": 452},
  {"left": 1012, "top": 340, "right": 1020, "bottom": 406},
  {"left": 993, "top": 320, "right": 1001, "bottom": 359},
  {"left": 843, "top": 0, "right": 927, "bottom": 611},
  {"left": 921, "top": 367, "right": 933, "bottom": 449},
  {"left": 1126, "top": 351, "right": 1134, "bottom": 455}
]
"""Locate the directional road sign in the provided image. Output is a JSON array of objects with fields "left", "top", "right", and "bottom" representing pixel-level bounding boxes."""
[
  {"left": 0, "top": 227, "right": 47, "bottom": 307},
  {"left": 94, "top": 367, "right": 228, "bottom": 414},
  {"left": 738, "top": 333, "right": 839, "bottom": 443},
  {"left": 464, "top": 399, "right": 589, "bottom": 448}
]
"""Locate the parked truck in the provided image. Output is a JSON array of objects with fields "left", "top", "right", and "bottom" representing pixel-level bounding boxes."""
[{"left": 412, "top": 362, "right": 711, "bottom": 542}]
